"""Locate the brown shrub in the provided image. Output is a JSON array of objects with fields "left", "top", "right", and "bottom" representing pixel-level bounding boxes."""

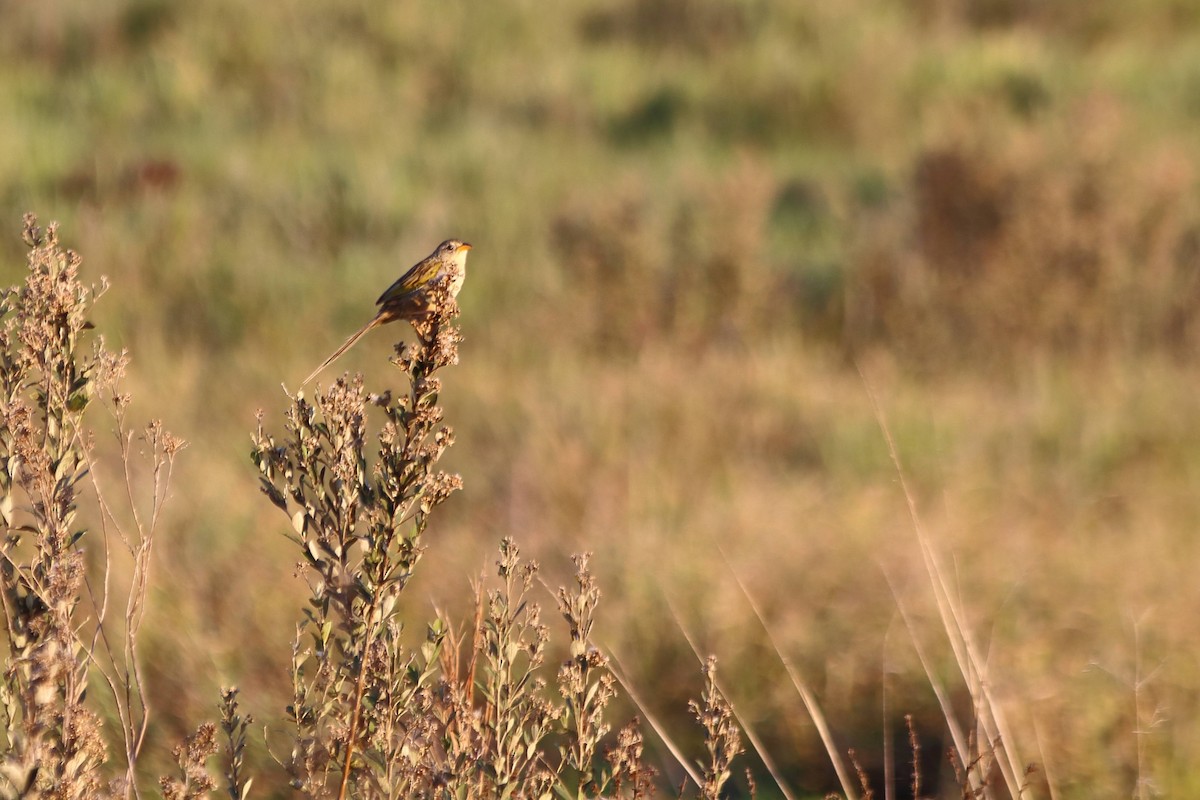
[
  {"left": 848, "top": 101, "right": 1200, "bottom": 366},
  {"left": 551, "top": 161, "right": 781, "bottom": 353}
]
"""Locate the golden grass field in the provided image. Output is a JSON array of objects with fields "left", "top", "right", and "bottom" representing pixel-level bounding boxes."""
[{"left": 4, "top": 1, "right": 1200, "bottom": 796}]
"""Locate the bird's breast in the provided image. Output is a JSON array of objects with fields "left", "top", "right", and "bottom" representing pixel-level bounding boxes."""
[{"left": 445, "top": 253, "right": 468, "bottom": 298}]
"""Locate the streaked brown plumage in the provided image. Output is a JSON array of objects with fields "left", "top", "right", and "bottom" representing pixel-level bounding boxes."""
[{"left": 301, "top": 239, "right": 471, "bottom": 387}]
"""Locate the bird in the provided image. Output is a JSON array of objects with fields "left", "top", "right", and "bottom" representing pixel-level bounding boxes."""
[{"left": 301, "top": 239, "right": 472, "bottom": 387}]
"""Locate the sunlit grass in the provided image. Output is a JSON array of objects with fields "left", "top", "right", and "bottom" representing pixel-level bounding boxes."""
[{"left": 2, "top": 0, "right": 1200, "bottom": 795}]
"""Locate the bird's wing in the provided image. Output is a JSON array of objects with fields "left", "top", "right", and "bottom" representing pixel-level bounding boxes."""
[{"left": 376, "top": 256, "right": 442, "bottom": 306}]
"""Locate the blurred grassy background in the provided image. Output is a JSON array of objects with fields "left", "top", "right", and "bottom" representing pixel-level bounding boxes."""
[{"left": 5, "top": 0, "right": 1200, "bottom": 795}]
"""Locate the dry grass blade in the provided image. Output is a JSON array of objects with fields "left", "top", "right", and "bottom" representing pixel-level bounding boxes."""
[
  {"left": 599, "top": 638, "right": 703, "bottom": 789},
  {"left": 880, "top": 567, "right": 972, "bottom": 773},
  {"left": 857, "top": 363, "right": 1026, "bottom": 798},
  {"left": 717, "top": 544, "right": 859, "bottom": 800},
  {"left": 663, "top": 592, "right": 797, "bottom": 800},
  {"left": 882, "top": 623, "right": 894, "bottom": 800},
  {"left": 1032, "top": 715, "right": 1061, "bottom": 800}
]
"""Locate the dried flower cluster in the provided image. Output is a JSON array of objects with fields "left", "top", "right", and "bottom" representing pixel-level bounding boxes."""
[
  {"left": 0, "top": 215, "right": 754, "bottom": 797},
  {"left": 158, "top": 690, "right": 253, "bottom": 800},
  {"left": 252, "top": 295, "right": 686, "bottom": 797},
  {"left": 254, "top": 302, "right": 471, "bottom": 797},
  {"left": 0, "top": 215, "right": 210, "bottom": 798},
  {"left": 690, "top": 657, "right": 742, "bottom": 800},
  {"left": 0, "top": 214, "right": 753, "bottom": 796},
  {"left": 0, "top": 216, "right": 113, "bottom": 797},
  {"left": 556, "top": 553, "right": 619, "bottom": 795},
  {"left": 160, "top": 723, "right": 218, "bottom": 800}
]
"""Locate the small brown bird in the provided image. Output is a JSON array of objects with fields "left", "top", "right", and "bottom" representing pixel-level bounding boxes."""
[{"left": 301, "top": 239, "right": 472, "bottom": 387}]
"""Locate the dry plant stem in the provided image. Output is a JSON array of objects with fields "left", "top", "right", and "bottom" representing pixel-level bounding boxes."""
[
  {"left": 467, "top": 571, "right": 484, "bottom": 705},
  {"left": 82, "top": 408, "right": 182, "bottom": 794},
  {"left": 220, "top": 688, "right": 253, "bottom": 800},
  {"left": 857, "top": 365, "right": 1025, "bottom": 798},
  {"left": 847, "top": 748, "right": 874, "bottom": 800},
  {"left": 600, "top": 640, "right": 702, "bottom": 788},
  {"left": 881, "top": 623, "right": 895, "bottom": 800},
  {"left": 879, "top": 568, "right": 972, "bottom": 778},
  {"left": 716, "top": 543, "right": 859, "bottom": 800},
  {"left": 905, "top": 714, "right": 920, "bottom": 799},
  {"left": 336, "top": 614, "right": 376, "bottom": 800},
  {"left": 1130, "top": 614, "right": 1161, "bottom": 800},
  {"left": 1030, "top": 716, "right": 1061, "bottom": 800},
  {"left": 663, "top": 593, "right": 796, "bottom": 800},
  {"left": 876, "top": 513, "right": 993, "bottom": 799}
]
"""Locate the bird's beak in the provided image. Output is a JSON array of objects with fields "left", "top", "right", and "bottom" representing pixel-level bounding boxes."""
[{"left": 459, "top": 242, "right": 473, "bottom": 252}]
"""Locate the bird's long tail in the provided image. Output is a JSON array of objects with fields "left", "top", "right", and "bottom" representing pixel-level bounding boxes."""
[{"left": 301, "top": 316, "right": 382, "bottom": 388}]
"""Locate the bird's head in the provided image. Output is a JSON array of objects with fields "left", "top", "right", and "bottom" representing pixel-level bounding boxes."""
[{"left": 437, "top": 239, "right": 472, "bottom": 261}]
